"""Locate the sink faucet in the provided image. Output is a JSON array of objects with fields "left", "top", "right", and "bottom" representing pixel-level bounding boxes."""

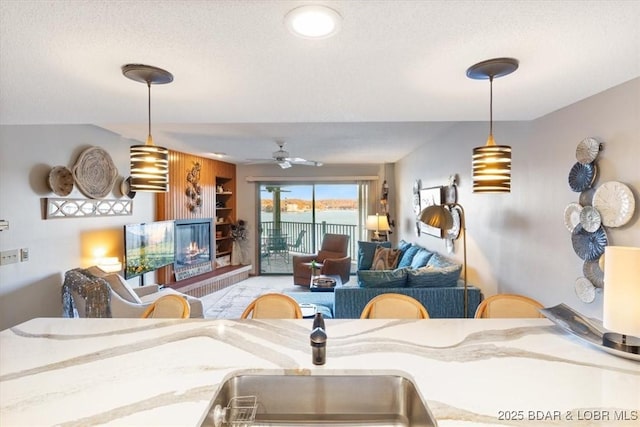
[{"left": 310, "top": 312, "right": 327, "bottom": 365}]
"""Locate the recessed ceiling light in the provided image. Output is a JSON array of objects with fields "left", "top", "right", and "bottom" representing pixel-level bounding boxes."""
[{"left": 284, "top": 5, "right": 342, "bottom": 39}]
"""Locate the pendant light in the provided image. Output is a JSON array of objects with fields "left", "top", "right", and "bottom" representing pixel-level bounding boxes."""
[
  {"left": 467, "top": 58, "right": 518, "bottom": 193},
  {"left": 122, "top": 64, "right": 173, "bottom": 192}
]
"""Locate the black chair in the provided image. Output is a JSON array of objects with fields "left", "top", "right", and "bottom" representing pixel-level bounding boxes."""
[{"left": 288, "top": 230, "right": 307, "bottom": 252}]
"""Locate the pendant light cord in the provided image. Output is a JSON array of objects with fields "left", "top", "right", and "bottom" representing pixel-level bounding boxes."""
[
  {"left": 147, "top": 81, "right": 152, "bottom": 138},
  {"left": 489, "top": 75, "right": 493, "bottom": 137}
]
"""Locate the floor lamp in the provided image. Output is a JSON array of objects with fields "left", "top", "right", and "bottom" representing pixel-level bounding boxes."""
[{"left": 420, "top": 203, "right": 468, "bottom": 317}]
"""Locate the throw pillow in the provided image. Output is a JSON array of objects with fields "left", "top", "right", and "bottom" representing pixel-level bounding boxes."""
[
  {"left": 371, "top": 246, "right": 401, "bottom": 270},
  {"left": 397, "top": 244, "right": 421, "bottom": 268},
  {"left": 397, "top": 239, "right": 412, "bottom": 254},
  {"left": 406, "top": 264, "right": 462, "bottom": 288},
  {"left": 101, "top": 273, "right": 143, "bottom": 304},
  {"left": 357, "top": 240, "right": 392, "bottom": 270},
  {"left": 426, "top": 252, "right": 459, "bottom": 269},
  {"left": 357, "top": 268, "right": 409, "bottom": 288},
  {"left": 410, "top": 248, "right": 434, "bottom": 269},
  {"left": 84, "top": 266, "right": 143, "bottom": 304}
]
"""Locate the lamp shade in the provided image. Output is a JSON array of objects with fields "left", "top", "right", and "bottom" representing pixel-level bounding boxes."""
[
  {"left": 366, "top": 214, "right": 390, "bottom": 231},
  {"left": 419, "top": 205, "right": 453, "bottom": 230},
  {"left": 472, "top": 137, "right": 512, "bottom": 193},
  {"left": 130, "top": 144, "right": 169, "bottom": 192},
  {"left": 603, "top": 246, "right": 640, "bottom": 338},
  {"left": 96, "top": 257, "right": 122, "bottom": 273}
]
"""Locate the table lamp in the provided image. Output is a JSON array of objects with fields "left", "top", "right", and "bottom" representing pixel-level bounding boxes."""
[
  {"left": 366, "top": 214, "right": 390, "bottom": 241},
  {"left": 602, "top": 246, "right": 640, "bottom": 354}
]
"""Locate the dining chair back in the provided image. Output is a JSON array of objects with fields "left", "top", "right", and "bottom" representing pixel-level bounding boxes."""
[
  {"left": 141, "top": 294, "right": 191, "bottom": 319},
  {"left": 474, "top": 294, "right": 544, "bottom": 318},
  {"left": 241, "top": 293, "right": 303, "bottom": 319},
  {"left": 360, "top": 293, "right": 430, "bottom": 319}
]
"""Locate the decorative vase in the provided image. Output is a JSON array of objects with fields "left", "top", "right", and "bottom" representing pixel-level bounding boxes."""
[
  {"left": 231, "top": 241, "right": 241, "bottom": 265},
  {"left": 310, "top": 268, "right": 319, "bottom": 286}
]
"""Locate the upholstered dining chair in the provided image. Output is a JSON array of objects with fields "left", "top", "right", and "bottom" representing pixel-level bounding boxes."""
[
  {"left": 292, "top": 233, "right": 351, "bottom": 286},
  {"left": 241, "top": 293, "right": 303, "bottom": 319},
  {"left": 474, "top": 294, "right": 544, "bottom": 318},
  {"left": 141, "top": 294, "right": 191, "bottom": 319},
  {"left": 360, "top": 293, "right": 430, "bottom": 319}
]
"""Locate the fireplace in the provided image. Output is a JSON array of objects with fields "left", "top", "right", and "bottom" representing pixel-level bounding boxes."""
[{"left": 174, "top": 218, "right": 213, "bottom": 281}]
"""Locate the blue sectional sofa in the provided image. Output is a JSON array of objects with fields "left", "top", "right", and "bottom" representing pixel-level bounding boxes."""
[{"left": 285, "top": 240, "right": 482, "bottom": 318}]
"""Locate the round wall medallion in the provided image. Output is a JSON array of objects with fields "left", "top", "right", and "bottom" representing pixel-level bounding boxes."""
[
  {"left": 48, "top": 165, "right": 74, "bottom": 196},
  {"left": 592, "top": 181, "right": 635, "bottom": 228},
  {"left": 571, "top": 224, "right": 607, "bottom": 261},
  {"left": 576, "top": 137, "right": 601, "bottom": 164},
  {"left": 579, "top": 206, "right": 601, "bottom": 233},
  {"left": 72, "top": 146, "right": 118, "bottom": 199},
  {"left": 568, "top": 162, "right": 597, "bottom": 192},
  {"left": 583, "top": 260, "right": 604, "bottom": 288},
  {"left": 575, "top": 277, "right": 596, "bottom": 303},
  {"left": 563, "top": 203, "right": 583, "bottom": 233},
  {"left": 120, "top": 176, "right": 136, "bottom": 199}
]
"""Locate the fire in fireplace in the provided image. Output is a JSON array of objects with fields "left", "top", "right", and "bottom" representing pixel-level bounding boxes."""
[{"left": 174, "top": 218, "right": 213, "bottom": 280}]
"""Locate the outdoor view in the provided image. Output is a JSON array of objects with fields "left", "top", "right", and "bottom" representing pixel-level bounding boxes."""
[{"left": 259, "top": 184, "right": 360, "bottom": 274}]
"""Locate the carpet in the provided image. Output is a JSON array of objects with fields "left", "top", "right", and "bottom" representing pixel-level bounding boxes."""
[{"left": 201, "top": 275, "right": 305, "bottom": 318}]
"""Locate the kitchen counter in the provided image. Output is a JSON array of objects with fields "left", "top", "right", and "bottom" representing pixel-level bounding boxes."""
[{"left": 1, "top": 318, "right": 638, "bottom": 426}]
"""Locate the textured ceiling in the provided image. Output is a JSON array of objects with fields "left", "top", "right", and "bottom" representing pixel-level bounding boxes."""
[{"left": 1, "top": 0, "right": 638, "bottom": 164}]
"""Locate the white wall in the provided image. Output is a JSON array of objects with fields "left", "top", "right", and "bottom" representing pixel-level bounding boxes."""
[
  {"left": 0, "top": 125, "right": 154, "bottom": 330},
  {"left": 395, "top": 78, "right": 640, "bottom": 319}
]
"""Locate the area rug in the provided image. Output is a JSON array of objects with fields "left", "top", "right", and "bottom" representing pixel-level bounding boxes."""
[{"left": 201, "top": 275, "right": 302, "bottom": 318}]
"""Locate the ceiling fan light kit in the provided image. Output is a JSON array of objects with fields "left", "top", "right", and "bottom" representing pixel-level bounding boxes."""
[
  {"left": 467, "top": 57, "right": 519, "bottom": 194},
  {"left": 122, "top": 64, "right": 173, "bottom": 193}
]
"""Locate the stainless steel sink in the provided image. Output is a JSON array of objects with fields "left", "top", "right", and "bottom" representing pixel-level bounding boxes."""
[{"left": 202, "top": 373, "right": 437, "bottom": 427}]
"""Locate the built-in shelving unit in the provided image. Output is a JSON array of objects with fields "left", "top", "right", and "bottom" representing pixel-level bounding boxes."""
[
  {"left": 214, "top": 177, "right": 235, "bottom": 267},
  {"left": 157, "top": 151, "right": 247, "bottom": 295}
]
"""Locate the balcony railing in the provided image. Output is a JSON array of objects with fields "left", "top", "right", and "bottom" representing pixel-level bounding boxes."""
[{"left": 260, "top": 221, "right": 359, "bottom": 260}]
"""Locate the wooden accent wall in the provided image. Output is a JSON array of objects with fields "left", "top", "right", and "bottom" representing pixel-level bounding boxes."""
[{"left": 156, "top": 150, "right": 236, "bottom": 285}]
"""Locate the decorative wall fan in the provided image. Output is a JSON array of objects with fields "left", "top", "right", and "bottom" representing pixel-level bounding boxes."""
[{"left": 246, "top": 142, "right": 323, "bottom": 169}]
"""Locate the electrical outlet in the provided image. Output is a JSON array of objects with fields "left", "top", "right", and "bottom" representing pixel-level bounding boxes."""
[
  {"left": 0, "top": 249, "right": 20, "bottom": 266},
  {"left": 20, "top": 248, "right": 29, "bottom": 262}
]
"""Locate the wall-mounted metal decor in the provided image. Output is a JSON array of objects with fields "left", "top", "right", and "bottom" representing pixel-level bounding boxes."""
[
  {"left": 564, "top": 137, "right": 637, "bottom": 304},
  {"left": 186, "top": 161, "right": 202, "bottom": 212},
  {"left": 45, "top": 198, "right": 132, "bottom": 219}
]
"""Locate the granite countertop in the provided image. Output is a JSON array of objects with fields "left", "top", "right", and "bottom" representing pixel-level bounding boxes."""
[{"left": 1, "top": 318, "right": 638, "bottom": 426}]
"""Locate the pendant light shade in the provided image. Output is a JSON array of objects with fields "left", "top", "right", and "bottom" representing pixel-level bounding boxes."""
[
  {"left": 122, "top": 64, "right": 173, "bottom": 193},
  {"left": 467, "top": 58, "right": 518, "bottom": 193}
]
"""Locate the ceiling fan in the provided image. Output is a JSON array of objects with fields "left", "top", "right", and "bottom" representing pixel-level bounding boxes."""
[{"left": 246, "top": 141, "right": 323, "bottom": 169}]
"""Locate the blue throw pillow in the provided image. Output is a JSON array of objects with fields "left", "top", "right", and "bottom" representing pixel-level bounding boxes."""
[
  {"left": 406, "top": 265, "right": 462, "bottom": 288},
  {"left": 357, "top": 268, "right": 409, "bottom": 288},
  {"left": 410, "top": 248, "right": 433, "bottom": 269},
  {"left": 397, "top": 245, "right": 421, "bottom": 268},
  {"left": 397, "top": 239, "right": 412, "bottom": 254},
  {"left": 426, "top": 252, "right": 459, "bottom": 269},
  {"left": 357, "top": 241, "right": 392, "bottom": 270}
]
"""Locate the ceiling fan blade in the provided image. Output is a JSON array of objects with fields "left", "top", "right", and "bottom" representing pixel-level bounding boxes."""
[
  {"left": 278, "top": 160, "right": 292, "bottom": 169},
  {"left": 287, "top": 158, "right": 323, "bottom": 167},
  {"left": 244, "top": 158, "right": 276, "bottom": 165}
]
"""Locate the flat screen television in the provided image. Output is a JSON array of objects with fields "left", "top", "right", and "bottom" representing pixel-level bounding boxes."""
[{"left": 124, "top": 220, "right": 175, "bottom": 280}]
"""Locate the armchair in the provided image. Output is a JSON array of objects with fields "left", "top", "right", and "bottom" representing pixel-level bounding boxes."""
[
  {"left": 292, "top": 233, "right": 351, "bottom": 286},
  {"left": 62, "top": 267, "right": 204, "bottom": 318}
]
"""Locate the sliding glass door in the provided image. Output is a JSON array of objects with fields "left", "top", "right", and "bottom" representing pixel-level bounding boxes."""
[{"left": 258, "top": 183, "right": 362, "bottom": 274}]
